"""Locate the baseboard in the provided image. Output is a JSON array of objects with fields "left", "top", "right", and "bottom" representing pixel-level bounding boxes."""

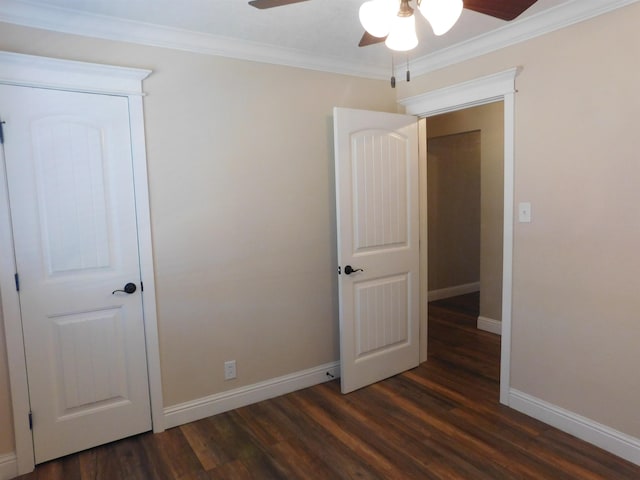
[
  {"left": 509, "top": 389, "right": 640, "bottom": 466},
  {"left": 164, "top": 361, "right": 341, "bottom": 429},
  {"left": 477, "top": 316, "right": 502, "bottom": 335},
  {"left": 428, "top": 282, "right": 480, "bottom": 302},
  {"left": 0, "top": 453, "right": 17, "bottom": 480}
]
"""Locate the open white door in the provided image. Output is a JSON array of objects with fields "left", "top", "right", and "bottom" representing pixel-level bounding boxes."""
[
  {"left": 334, "top": 107, "right": 420, "bottom": 394},
  {"left": 0, "top": 84, "right": 151, "bottom": 463}
]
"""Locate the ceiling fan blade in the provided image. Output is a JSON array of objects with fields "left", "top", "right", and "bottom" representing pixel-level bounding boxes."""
[
  {"left": 248, "top": 0, "right": 309, "bottom": 9},
  {"left": 359, "top": 31, "right": 387, "bottom": 47},
  {"left": 464, "top": 0, "right": 538, "bottom": 21}
]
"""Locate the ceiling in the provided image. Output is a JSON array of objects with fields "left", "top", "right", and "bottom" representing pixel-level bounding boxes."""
[{"left": 0, "top": 0, "right": 633, "bottom": 78}]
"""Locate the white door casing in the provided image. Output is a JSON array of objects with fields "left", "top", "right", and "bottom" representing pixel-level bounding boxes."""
[
  {"left": 333, "top": 107, "right": 420, "bottom": 394},
  {"left": 1, "top": 84, "right": 151, "bottom": 463},
  {"left": 0, "top": 51, "right": 163, "bottom": 475},
  {"left": 399, "top": 67, "right": 518, "bottom": 405}
]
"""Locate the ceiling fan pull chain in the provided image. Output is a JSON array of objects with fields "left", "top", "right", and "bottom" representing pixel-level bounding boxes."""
[
  {"left": 390, "top": 55, "right": 396, "bottom": 88},
  {"left": 406, "top": 54, "right": 411, "bottom": 82}
]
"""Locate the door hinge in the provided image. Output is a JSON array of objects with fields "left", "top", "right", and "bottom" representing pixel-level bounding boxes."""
[
  {"left": 28, "top": 411, "right": 33, "bottom": 430},
  {"left": 14, "top": 273, "right": 19, "bottom": 292},
  {"left": 0, "top": 121, "right": 5, "bottom": 145}
]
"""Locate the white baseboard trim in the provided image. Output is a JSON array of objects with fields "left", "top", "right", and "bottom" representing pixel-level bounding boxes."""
[
  {"left": 428, "top": 282, "right": 480, "bottom": 302},
  {"left": 477, "top": 316, "right": 502, "bottom": 335},
  {"left": 164, "top": 361, "right": 341, "bottom": 429},
  {"left": 509, "top": 389, "right": 640, "bottom": 466},
  {"left": 0, "top": 453, "right": 17, "bottom": 480}
]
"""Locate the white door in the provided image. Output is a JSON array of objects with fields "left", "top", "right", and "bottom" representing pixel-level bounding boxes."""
[
  {"left": 333, "top": 107, "right": 420, "bottom": 394},
  {"left": 0, "top": 84, "right": 151, "bottom": 463}
]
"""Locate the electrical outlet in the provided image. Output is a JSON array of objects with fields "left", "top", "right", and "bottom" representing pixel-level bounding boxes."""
[
  {"left": 518, "top": 202, "right": 532, "bottom": 223},
  {"left": 224, "top": 360, "right": 236, "bottom": 380}
]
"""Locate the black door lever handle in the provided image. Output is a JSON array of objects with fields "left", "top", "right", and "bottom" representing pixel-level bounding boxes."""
[
  {"left": 112, "top": 282, "right": 137, "bottom": 294},
  {"left": 344, "top": 265, "right": 364, "bottom": 275}
]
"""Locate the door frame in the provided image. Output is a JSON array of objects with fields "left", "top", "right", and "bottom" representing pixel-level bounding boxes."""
[
  {"left": 400, "top": 67, "right": 519, "bottom": 405},
  {"left": 0, "top": 51, "right": 164, "bottom": 475}
]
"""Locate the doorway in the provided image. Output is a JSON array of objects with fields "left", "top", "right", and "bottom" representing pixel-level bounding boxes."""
[
  {"left": 0, "top": 51, "right": 164, "bottom": 475},
  {"left": 0, "top": 84, "right": 153, "bottom": 464},
  {"left": 424, "top": 102, "right": 504, "bottom": 395},
  {"left": 426, "top": 102, "right": 504, "bottom": 336},
  {"left": 403, "top": 67, "right": 518, "bottom": 405}
]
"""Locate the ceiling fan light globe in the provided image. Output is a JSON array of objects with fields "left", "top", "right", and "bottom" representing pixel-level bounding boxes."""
[
  {"left": 359, "top": 0, "right": 394, "bottom": 37},
  {"left": 385, "top": 13, "right": 418, "bottom": 52},
  {"left": 418, "top": 0, "right": 463, "bottom": 36}
]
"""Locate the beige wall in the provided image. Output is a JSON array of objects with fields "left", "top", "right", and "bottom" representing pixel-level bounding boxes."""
[
  {"left": 0, "top": 23, "right": 397, "bottom": 454},
  {"left": 427, "top": 103, "right": 504, "bottom": 320},
  {"left": 400, "top": 3, "right": 640, "bottom": 438},
  {"left": 426, "top": 131, "right": 481, "bottom": 291}
]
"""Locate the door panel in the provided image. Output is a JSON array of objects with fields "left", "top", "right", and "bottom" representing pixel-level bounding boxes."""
[
  {"left": 334, "top": 107, "right": 419, "bottom": 394},
  {"left": 33, "top": 117, "right": 111, "bottom": 274},
  {"left": 54, "top": 309, "right": 130, "bottom": 415},
  {"left": 352, "top": 130, "right": 409, "bottom": 251},
  {"left": 354, "top": 274, "right": 409, "bottom": 356},
  {"left": 0, "top": 84, "right": 151, "bottom": 463}
]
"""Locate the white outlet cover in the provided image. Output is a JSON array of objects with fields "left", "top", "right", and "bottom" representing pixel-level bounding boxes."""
[
  {"left": 224, "top": 360, "right": 236, "bottom": 379},
  {"left": 518, "top": 202, "right": 532, "bottom": 223}
]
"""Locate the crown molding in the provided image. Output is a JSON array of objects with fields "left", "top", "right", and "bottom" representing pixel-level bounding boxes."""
[
  {"left": 409, "top": 0, "right": 640, "bottom": 77},
  {"left": 0, "top": 0, "right": 637, "bottom": 80},
  {"left": 0, "top": 0, "right": 388, "bottom": 79}
]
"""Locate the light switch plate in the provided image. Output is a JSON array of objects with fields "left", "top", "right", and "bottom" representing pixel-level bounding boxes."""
[{"left": 518, "top": 202, "right": 532, "bottom": 223}]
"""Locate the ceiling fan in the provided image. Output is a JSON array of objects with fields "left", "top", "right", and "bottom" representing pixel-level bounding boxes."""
[{"left": 248, "top": 0, "right": 538, "bottom": 48}]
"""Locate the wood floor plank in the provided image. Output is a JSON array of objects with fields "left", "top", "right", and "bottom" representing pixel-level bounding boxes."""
[
  {"left": 273, "top": 395, "right": 386, "bottom": 480},
  {"left": 402, "top": 370, "right": 546, "bottom": 438},
  {"left": 286, "top": 390, "right": 403, "bottom": 478},
  {"left": 268, "top": 439, "right": 340, "bottom": 480},
  {"left": 233, "top": 396, "right": 354, "bottom": 480},
  {"left": 188, "top": 411, "right": 266, "bottom": 466},
  {"left": 179, "top": 421, "right": 223, "bottom": 472},
  {"left": 204, "top": 459, "right": 254, "bottom": 480},
  {"left": 91, "top": 443, "right": 121, "bottom": 480},
  {"left": 371, "top": 381, "right": 552, "bottom": 479},
  {"left": 306, "top": 383, "right": 442, "bottom": 478},
  {"left": 17, "top": 292, "right": 640, "bottom": 479},
  {"left": 142, "top": 428, "right": 202, "bottom": 479},
  {"left": 76, "top": 451, "right": 97, "bottom": 480},
  {"left": 233, "top": 401, "right": 293, "bottom": 447}
]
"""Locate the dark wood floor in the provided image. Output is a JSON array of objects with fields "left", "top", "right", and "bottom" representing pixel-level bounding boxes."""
[{"left": 19, "top": 292, "right": 640, "bottom": 479}]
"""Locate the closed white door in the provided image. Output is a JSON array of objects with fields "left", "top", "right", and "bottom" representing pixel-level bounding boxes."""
[
  {"left": 333, "top": 107, "right": 420, "bottom": 394},
  {"left": 0, "top": 84, "right": 151, "bottom": 463}
]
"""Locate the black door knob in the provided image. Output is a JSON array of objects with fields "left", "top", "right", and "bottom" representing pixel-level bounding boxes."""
[
  {"left": 344, "top": 265, "right": 364, "bottom": 275},
  {"left": 112, "top": 282, "right": 137, "bottom": 294}
]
